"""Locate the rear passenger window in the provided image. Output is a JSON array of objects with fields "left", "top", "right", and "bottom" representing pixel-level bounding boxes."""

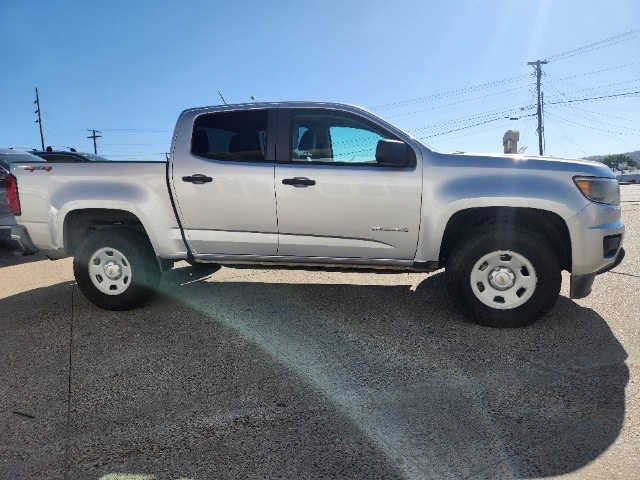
[{"left": 192, "top": 110, "right": 267, "bottom": 161}]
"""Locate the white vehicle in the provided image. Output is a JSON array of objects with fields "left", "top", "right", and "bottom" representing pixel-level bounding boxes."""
[{"left": 6, "top": 102, "right": 625, "bottom": 327}]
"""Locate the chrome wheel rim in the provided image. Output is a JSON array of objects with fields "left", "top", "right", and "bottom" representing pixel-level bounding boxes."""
[{"left": 470, "top": 250, "right": 537, "bottom": 310}]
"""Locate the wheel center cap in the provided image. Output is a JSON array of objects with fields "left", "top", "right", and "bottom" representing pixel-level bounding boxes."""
[
  {"left": 489, "top": 267, "right": 515, "bottom": 290},
  {"left": 104, "top": 261, "right": 122, "bottom": 280}
]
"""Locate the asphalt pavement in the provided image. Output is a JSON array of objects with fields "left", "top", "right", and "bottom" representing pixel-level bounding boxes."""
[{"left": 1, "top": 186, "right": 639, "bottom": 479}]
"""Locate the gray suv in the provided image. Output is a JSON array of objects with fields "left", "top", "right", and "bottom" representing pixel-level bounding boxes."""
[
  {"left": 30, "top": 147, "right": 110, "bottom": 163},
  {"left": 2, "top": 148, "right": 109, "bottom": 230},
  {"left": 1, "top": 149, "right": 46, "bottom": 233}
]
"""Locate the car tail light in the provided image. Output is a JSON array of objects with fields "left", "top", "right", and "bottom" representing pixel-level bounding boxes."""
[{"left": 5, "top": 174, "right": 21, "bottom": 215}]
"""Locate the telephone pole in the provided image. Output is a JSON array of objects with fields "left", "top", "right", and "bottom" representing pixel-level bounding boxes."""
[
  {"left": 34, "top": 87, "right": 45, "bottom": 150},
  {"left": 527, "top": 60, "right": 547, "bottom": 156},
  {"left": 87, "top": 129, "right": 102, "bottom": 154}
]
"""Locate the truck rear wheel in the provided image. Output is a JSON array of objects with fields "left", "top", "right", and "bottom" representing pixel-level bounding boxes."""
[
  {"left": 445, "top": 226, "right": 561, "bottom": 328},
  {"left": 73, "top": 227, "right": 161, "bottom": 310}
]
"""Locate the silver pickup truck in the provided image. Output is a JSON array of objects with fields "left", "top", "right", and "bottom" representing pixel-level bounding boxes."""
[{"left": 6, "top": 102, "right": 625, "bottom": 327}]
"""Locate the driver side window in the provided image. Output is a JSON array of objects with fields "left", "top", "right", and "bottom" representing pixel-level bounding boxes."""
[{"left": 291, "top": 112, "right": 390, "bottom": 164}]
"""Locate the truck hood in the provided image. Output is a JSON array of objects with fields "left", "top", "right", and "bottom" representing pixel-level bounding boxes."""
[
  {"left": 430, "top": 149, "right": 615, "bottom": 177},
  {"left": 454, "top": 151, "right": 601, "bottom": 166}
]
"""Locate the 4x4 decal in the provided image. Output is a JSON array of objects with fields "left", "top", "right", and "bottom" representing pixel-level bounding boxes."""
[{"left": 23, "top": 166, "right": 53, "bottom": 172}]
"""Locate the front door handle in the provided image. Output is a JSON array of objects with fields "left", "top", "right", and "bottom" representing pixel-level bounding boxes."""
[
  {"left": 282, "top": 177, "right": 316, "bottom": 186},
  {"left": 182, "top": 174, "right": 213, "bottom": 184}
]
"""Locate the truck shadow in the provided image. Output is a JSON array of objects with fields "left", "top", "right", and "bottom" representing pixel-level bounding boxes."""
[
  {"left": 155, "top": 267, "right": 629, "bottom": 478},
  {"left": 0, "top": 267, "right": 629, "bottom": 479},
  {"left": 0, "top": 236, "right": 48, "bottom": 267}
]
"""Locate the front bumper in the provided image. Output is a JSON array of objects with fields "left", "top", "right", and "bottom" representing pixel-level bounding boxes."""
[
  {"left": 567, "top": 201, "right": 625, "bottom": 276},
  {"left": 570, "top": 247, "right": 625, "bottom": 299}
]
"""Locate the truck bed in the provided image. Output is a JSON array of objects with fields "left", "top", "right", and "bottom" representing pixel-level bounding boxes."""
[{"left": 8, "top": 161, "right": 186, "bottom": 256}]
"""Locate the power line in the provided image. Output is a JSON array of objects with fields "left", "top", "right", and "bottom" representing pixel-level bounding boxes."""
[
  {"left": 545, "top": 73, "right": 640, "bottom": 96},
  {"left": 543, "top": 81, "right": 637, "bottom": 151},
  {"left": 422, "top": 121, "right": 515, "bottom": 146},
  {"left": 546, "top": 29, "right": 640, "bottom": 62},
  {"left": 545, "top": 90, "right": 640, "bottom": 106},
  {"left": 525, "top": 30, "right": 639, "bottom": 156},
  {"left": 98, "top": 128, "right": 171, "bottom": 132},
  {"left": 545, "top": 111, "right": 640, "bottom": 137},
  {"left": 381, "top": 30, "right": 640, "bottom": 154},
  {"left": 372, "top": 60, "right": 635, "bottom": 124},
  {"left": 542, "top": 75, "right": 640, "bottom": 149},
  {"left": 374, "top": 63, "right": 635, "bottom": 119},
  {"left": 100, "top": 143, "right": 167, "bottom": 146},
  {"left": 547, "top": 111, "right": 635, "bottom": 152},
  {"left": 371, "top": 74, "right": 530, "bottom": 110},
  {"left": 545, "top": 115, "right": 588, "bottom": 157},
  {"left": 552, "top": 62, "right": 640, "bottom": 81},
  {"left": 417, "top": 116, "right": 511, "bottom": 139},
  {"left": 407, "top": 105, "right": 533, "bottom": 135},
  {"left": 547, "top": 101, "right": 640, "bottom": 133},
  {"left": 385, "top": 84, "right": 531, "bottom": 120},
  {"left": 560, "top": 104, "right": 640, "bottom": 125}
]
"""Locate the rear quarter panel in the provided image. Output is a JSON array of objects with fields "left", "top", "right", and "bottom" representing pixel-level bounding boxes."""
[{"left": 10, "top": 162, "right": 186, "bottom": 256}]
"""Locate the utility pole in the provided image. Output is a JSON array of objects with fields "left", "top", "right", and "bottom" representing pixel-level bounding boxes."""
[
  {"left": 527, "top": 60, "right": 547, "bottom": 156},
  {"left": 34, "top": 87, "right": 45, "bottom": 150},
  {"left": 87, "top": 129, "right": 102, "bottom": 154},
  {"left": 541, "top": 91, "right": 545, "bottom": 154}
]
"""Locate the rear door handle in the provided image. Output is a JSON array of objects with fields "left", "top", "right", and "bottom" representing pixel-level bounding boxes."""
[
  {"left": 182, "top": 174, "right": 212, "bottom": 184},
  {"left": 282, "top": 177, "right": 316, "bottom": 186}
]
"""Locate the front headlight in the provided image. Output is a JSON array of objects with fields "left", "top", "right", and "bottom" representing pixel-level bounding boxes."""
[{"left": 573, "top": 176, "right": 620, "bottom": 206}]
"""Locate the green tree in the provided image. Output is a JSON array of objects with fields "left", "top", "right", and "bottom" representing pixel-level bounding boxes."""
[{"left": 601, "top": 154, "right": 637, "bottom": 170}]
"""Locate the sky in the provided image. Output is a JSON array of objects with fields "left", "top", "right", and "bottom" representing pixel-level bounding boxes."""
[{"left": 0, "top": 0, "right": 638, "bottom": 161}]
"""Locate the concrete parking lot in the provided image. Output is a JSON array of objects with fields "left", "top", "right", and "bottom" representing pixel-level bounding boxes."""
[{"left": 1, "top": 186, "right": 639, "bottom": 479}]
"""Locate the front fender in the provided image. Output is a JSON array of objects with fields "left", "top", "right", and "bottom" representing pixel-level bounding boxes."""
[{"left": 415, "top": 172, "right": 589, "bottom": 263}]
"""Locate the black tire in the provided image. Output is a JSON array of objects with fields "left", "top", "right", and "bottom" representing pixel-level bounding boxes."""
[
  {"left": 445, "top": 226, "right": 561, "bottom": 328},
  {"left": 73, "top": 227, "right": 161, "bottom": 310}
]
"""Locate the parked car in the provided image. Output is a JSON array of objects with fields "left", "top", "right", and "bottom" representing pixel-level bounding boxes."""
[
  {"left": 1, "top": 148, "right": 45, "bottom": 183},
  {"left": 2, "top": 147, "right": 109, "bottom": 233},
  {"left": 1, "top": 149, "right": 46, "bottom": 231},
  {"left": 30, "top": 147, "right": 110, "bottom": 163}
]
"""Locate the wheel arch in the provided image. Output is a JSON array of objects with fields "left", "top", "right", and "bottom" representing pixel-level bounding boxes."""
[
  {"left": 439, "top": 207, "right": 572, "bottom": 271},
  {"left": 63, "top": 208, "right": 147, "bottom": 254}
]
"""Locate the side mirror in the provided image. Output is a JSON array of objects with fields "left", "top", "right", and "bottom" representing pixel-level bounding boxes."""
[{"left": 375, "top": 139, "right": 410, "bottom": 167}]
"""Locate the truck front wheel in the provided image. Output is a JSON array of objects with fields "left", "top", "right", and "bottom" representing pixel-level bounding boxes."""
[
  {"left": 446, "top": 226, "right": 561, "bottom": 328},
  {"left": 73, "top": 227, "right": 161, "bottom": 310}
]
